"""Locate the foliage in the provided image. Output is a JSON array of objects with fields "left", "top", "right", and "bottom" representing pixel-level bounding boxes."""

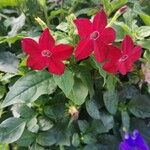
[{"left": 0, "top": 0, "right": 150, "bottom": 149}]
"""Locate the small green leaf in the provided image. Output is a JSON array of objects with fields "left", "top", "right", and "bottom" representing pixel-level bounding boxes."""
[
  {"left": 4, "top": 13, "right": 25, "bottom": 36},
  {"left": 121, "top": 111, "right": 130, "bottom": 130},
  {"left": 103, "top": 90, "right": 119, "bottom": 115},
  {"left": 0, "top": 51, "right": 18, "bottom": 73},
  {"left": 72, "top": 133, "right": 80, "bottom": 147},
  {"left": 0, "top": 84, "right": 6, "bottom": 99},
  {"left": 11, "top": 104, "right": 35, "bottom": 118},
  {"left": 2, "top": 70, "right": 57, "bottom": 108},
  {"left": 27, "top": 118, "right": 39, "bottom": 133},
  {"left": 38, "top": 117, "right": 53, "bottom": 131},
  {"left": 136, "top": 26, "right": 150, "bottom": 39},
  {"left": 139, "top": 13, "right": 150, "bottom": 26},
  {"left": 0, "top": 117, "right": 26, "bottom": 143}
]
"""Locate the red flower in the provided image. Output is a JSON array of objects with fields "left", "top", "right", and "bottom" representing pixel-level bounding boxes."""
[
  {"left": 21, "top": 28, "right": 73, "bottom": 75},
  {"left": 103, "top": 35, "right": 142, "bottom": 75},
  {"left": 74, "top": 10, "right": 116, "bottom": 62}
]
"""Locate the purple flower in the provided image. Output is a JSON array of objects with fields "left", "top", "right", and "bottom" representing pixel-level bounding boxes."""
[{"left": 119, "top": 129, "right": 150, "bottom": 150}]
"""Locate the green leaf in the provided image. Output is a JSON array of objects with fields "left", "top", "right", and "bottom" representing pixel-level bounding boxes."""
[
  {"left": 121, "top": 111, "right": 130, "bottom": 130},
  {"left": 82, "top": 134, "right": 96, "bottom": 144},
  {"left": 67, "top": 78, "right": 88, "bottom": 105},
  {"left": 0, "top": 117, "right": 26, "bottom": 143},
  {"left": 2, "top": 70, "right": 57, "bottom": 108},
  {"left": 129, "top": 95, "right": 150, "bottom": 118},
  {"left": 105, "top": 75, "right": 118, "bottom": 91},
  {"left": 36, "top": 127, "right": 58, "bottom": 146},
  {"left": 11, "top": 104, "right": 35, "bottom": 118},
  {"left": 138, "top": 39, "right": 150, "bottom": 51},
  {"left": 0, "top": 144, "right": 9, "bottom": 150},
  {"left": 0, "top": 51, "right": 19, "bottom": 73},
  {"left": 78, "top": 120, "right": 89, "bottom": 133},
  {"left": 53, "top": 69, "right": 74, "bottom": 96},
  {"left": 72, "top": 133, "right": 80, "bottom": 147},
  {"left": 27, "top": 118, "right": 39, "bottom": 133},
  {"left": 76, "top": 65, "right": 94, "bottom": 96},
  {"left": 4, "top": 13, "right": 26, "bottom": 36},
  {"left": 16, "top": 130, "right": 36, "bottom": 147},
  {"left": 136, "top": 26, "right": 150, "bottom": 39},
  {"left": 0, "top": 84, "right": 6, "bottom": 99},
  {"left": 139, "top": 13, "right": 150, "bottom": 26},
  {"left": 0, "top": 0, "right": 25, "bottom": 8},
  {"left": 111, "top": 0, "right": 128, "bottom": 13},
  {"left": 44, "top": 102, "right": 65, "bottom": 120},
  {"left": 38, "top": 117, "right": 53, "bottom": 131},
  {"left": 86, "top": 98, "right": 101, "bottom": 120},
  {"left": 89, "top": 56, "right": 107, "bottom": 85},
  {"left": 103, "top": 90, "right": 119, "bottom": 115}
]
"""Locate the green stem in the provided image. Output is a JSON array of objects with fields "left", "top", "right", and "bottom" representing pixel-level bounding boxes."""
[{"left": 59, "top": 145, "right": 65, "bottom": 150}]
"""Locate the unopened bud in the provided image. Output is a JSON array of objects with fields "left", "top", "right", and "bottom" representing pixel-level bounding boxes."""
[
  {"left": 68, "top": 106, "right": 79, "bottom": 120},
  {"left": 118, "top": 5, "right": 128, "bottom": 14}
]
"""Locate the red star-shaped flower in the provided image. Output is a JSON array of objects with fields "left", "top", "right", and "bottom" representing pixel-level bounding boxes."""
[
  {"left": 103, "top": 35, "right": 142, "bottom": 75},
  {"left": 21, "top": 28, "right": 73, "bottom": 75},
  {"left": 74, "top": 10, "right": 116, "bottom": 62}
]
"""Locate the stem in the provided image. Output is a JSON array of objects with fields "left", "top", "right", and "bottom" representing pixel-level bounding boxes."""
[
  {"left": 59, "top": 145, "right": 65, "bottom": 150},
  {"left": 106, "top": 12, "right": 120, "bottom": 27}
]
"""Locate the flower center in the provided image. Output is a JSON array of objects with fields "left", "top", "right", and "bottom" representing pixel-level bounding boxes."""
[
  {"left": 119, "top": 54, "right": 128, "bottom": 62},
  {"left": 90, "top": 31, "right": 100, "bottom": 40},
  {"left": 41, "top": 50, "right": 52, "bottom": 57}
]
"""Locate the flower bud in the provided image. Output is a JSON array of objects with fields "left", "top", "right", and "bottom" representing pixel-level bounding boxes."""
[
  {"left": 68, "top": 105, "right": 79, "bottom": 120},
  {"left": 118, "top": 5, "right": 128, "bottom": 14}
]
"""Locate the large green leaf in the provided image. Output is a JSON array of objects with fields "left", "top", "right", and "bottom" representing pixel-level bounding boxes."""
[
  {"left": 2, "top": 70, "right": 57, "bottom": 108},
  {"left": 0, "top": 51, "right": 19, "bottom": 73},
  {"left": 103, "top": 90, "right": 119, "bottom": 115},
  {"left": 16, "top": 130, "right": 36, "bottom": 147},
  {"left": 4, "top": 13, "right": 26, "bottom": 36},
  {"left": 86, "top": 98, "right": 101, "bottom": 120},
  {"left": 67, "top": 78, "right": 88, "bottom": 105},
  {"left": 53, "top": 69, "right": 74, "bottom": 96},
  {"left": 0, "top": 117, "right": 26, "bottom": 143},
  {"left": 0, "top": 0, "right": 24, "bottom": 8},
  {"left": 129, "top": 95, "right": 150, "bottom": 118}
]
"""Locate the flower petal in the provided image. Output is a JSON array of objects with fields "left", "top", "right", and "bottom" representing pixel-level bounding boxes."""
[
  {"left": 75, "top": 39, "right": 93, "bottom": 61},
  {"left": 101, "top": 27, "right": 116, "bottom": 44},
  {"left": 27, "top": 56, "right": 46, "bottom": 70},
  {"left": 117, "top": 59, "right": 133, "bottom": 75},
  {"left": 107, "top": 45, "right": 121, "bottom": 60},
  {"left": 122, "top": 35, "right": 134, "bottom": 54},
  {"left": 48, "top": 60, "right": 65, "bottom": 75},
  {"left": 39, "top": 28, "right": 55, "bottom": 50},
  {"left": 21, "top": 38, "right": 41, "bottom": 55},
  {"left": 74, "top": 18, "right": 92, "bottom": 39},
  {"left": 94, "top": 41, "right": 109, "bottom": 62},
  {"left": 93, "top": 10, "right": 107, "bottom": 32},
  {"left": 52, "top": 44, "right": 73, "bottom": 61},
  {"left": 135, "top": 130, "right": 150, "bottom": 150},
  {"left": 103, "top": 61, "right": 118, "bottom": 73},
  {"left": 129, "top": 46, "right": 142, "bottom": 62},
  {"left": 119, "top": 142, "right": 132, "bottom": 150}
]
